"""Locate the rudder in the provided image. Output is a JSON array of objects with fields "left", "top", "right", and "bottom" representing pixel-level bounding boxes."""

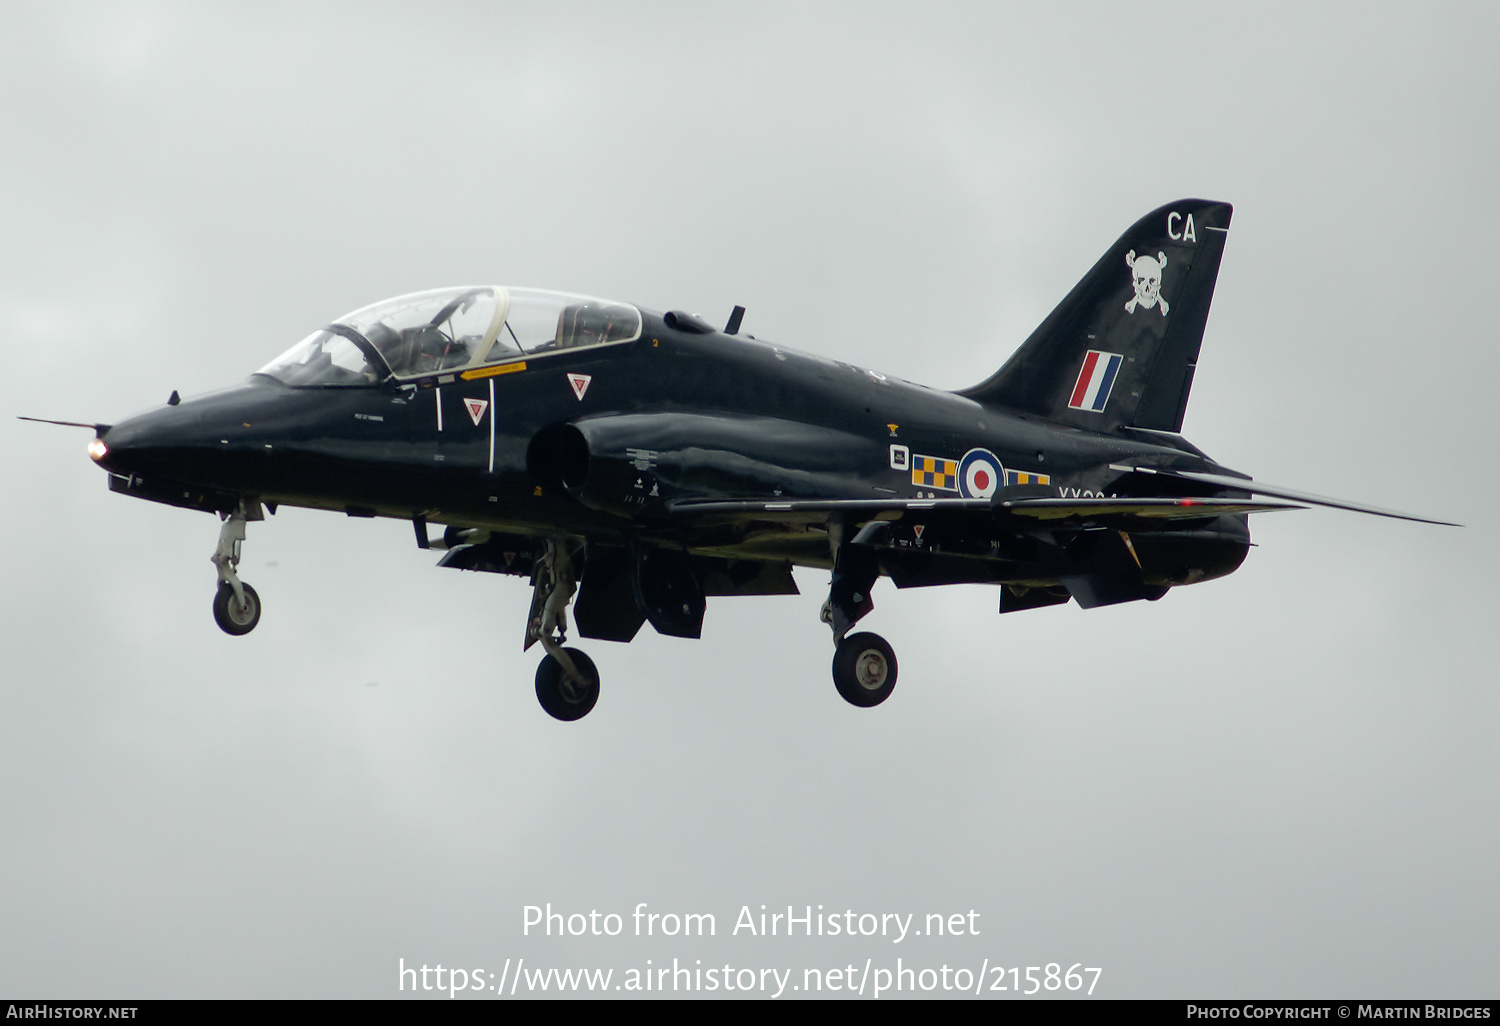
[{"left": 959, "top": 199, "right": 1232, "bottom": 434}]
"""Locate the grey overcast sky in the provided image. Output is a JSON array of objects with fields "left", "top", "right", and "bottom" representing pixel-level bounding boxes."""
[{"left": 2, "top": 1, "right": 1497, "bottom": 1000}]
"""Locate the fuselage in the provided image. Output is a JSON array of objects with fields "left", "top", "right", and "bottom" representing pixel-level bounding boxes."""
[{"left": 95, "top": 303, "right": 1250, "bottom": 590}]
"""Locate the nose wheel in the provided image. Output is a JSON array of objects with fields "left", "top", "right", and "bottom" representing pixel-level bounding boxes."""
[
  {"left": 212, "top": 581, "right": 261, "bottom": 636},
  {"left": 832, "top": 631, "right": 897, "bottom": 707}
]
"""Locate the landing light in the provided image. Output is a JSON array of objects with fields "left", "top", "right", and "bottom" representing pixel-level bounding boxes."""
[{"left": 87, "top": 438, "right": 107, "bottom": 462}]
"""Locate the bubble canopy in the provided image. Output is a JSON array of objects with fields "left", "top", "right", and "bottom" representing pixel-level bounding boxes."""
[{"left": 255, "top": 286, "right": 643, "bottom": 387}]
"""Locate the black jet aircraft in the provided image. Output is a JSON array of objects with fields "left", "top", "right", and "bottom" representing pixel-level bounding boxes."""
[{"left": 26, "top": 199, "right": 1452, "bottom": 720}]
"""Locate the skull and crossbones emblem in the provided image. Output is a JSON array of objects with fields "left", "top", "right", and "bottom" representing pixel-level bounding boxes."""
[{"left": 1124, "top": 250, "right": 1169, "bottom": 316}]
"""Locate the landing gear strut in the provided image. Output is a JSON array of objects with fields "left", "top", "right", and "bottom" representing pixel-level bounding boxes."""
[
  {"left": 526, "top": 539, "right": 600, "bottom": 721},
  {"left": 211, "top": 502, "right": 263, "bottom": 636},
  {"left": 823, "top": 518, "right": 897, "bottom": 707}
]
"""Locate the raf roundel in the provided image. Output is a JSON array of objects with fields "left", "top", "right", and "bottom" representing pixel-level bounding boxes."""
[{"left": 958, "top": 448, "right": 1005, "bottom": 499}]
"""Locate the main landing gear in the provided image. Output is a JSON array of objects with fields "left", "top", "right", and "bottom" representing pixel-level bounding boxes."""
[
  {"left": 527, "top": 539, "right": 602, "bottom": 721},
  {"left": 822, "top": 518, "right": 897, "bottom": 708},
  {"left": 210, "top": 502, "right": 263, "bottom": 636}
]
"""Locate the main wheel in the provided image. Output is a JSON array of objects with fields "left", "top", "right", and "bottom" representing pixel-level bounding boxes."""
[
  {"left": 832, "top": 631, "right": 897, "bottom": 708},
  {"left": 212, "top": 582, "right": 261, "bottom": 636},
  {"left": 535, "top": 648, "right": 600, "bottom": 721}
]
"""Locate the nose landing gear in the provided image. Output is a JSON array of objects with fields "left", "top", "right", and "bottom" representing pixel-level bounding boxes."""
[{"left": 210, "top": 502, "right": 263, "bottom": 636}]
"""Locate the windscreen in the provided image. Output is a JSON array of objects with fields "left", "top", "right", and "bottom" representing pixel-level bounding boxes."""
[{"left": 255, "top": 330, "right": 382, "bottom": 387}]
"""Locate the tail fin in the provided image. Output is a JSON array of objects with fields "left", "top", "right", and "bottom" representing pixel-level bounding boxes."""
[{"left": 959, "top": 199, "right": 1232, "bottom": 434}]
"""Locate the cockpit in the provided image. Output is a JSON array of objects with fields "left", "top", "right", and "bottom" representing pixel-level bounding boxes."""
[{"left": 255, "top": 286, "right": 643, "bottom": 387}]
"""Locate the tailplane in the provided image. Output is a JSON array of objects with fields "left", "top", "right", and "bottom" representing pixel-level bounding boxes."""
[{"left": 960, "top": 199, "right": 1232, "bottom": 434}]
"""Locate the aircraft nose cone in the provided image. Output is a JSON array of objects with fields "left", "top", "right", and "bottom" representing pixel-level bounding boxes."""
[
  {"left": 91, "top": 381, "right": 284, "bottom": 485},
  {"left": 92, "top": 405, "right": 194, "bottom": 476}
]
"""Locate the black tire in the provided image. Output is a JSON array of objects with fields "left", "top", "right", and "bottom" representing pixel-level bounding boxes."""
[
  {"left": 212, "top": 582, "right": 261, "bottom": 636},
  {"left": 832, "top": 631, "right": 897, "bottom": 708},
  {"left": 535, "top": 648, "right": 600, "bottom": 721}
]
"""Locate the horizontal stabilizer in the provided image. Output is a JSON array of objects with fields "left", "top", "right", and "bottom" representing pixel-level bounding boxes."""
[{"left": 1111, "top": 465, "right": 1459, "bottom": 526}]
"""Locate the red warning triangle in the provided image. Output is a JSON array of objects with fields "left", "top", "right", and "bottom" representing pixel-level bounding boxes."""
[
  {"left": 463, "top": 397, "right": 488, "bottom": 425},
  {"left": 567, "top": 373, "right": 592, "bottom": 400}
]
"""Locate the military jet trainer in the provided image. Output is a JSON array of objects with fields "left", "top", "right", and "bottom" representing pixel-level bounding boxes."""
[{"left": 26, "top": 199, "right": 1453, "bottom": 720}]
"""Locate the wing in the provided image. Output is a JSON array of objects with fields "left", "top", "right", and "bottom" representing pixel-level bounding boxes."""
[
  {"left": 663, "top": 491, "right": 1274, "bottom": 607},
  {"left": 666, "top": 494, "right": 1301, "bottom": 523}
]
